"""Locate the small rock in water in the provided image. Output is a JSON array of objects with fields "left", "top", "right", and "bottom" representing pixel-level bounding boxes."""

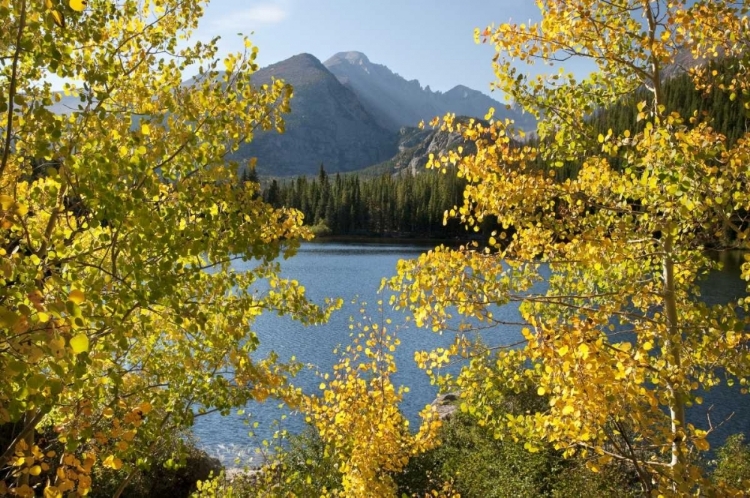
[{"left": 431, "top": 392, "right": 460, "bottom": 420}]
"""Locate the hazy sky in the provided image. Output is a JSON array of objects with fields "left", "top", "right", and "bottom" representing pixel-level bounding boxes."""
[{"left": 194, "top": 0, "right": 548, "bottom": 99}]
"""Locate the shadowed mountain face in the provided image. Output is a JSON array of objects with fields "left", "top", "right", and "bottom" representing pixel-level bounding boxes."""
[
  {"left": 235, "top": 53, "right": 398, "bottom": 176},
  {"left": 323, "top": 51, "right": 536, "bottom": 132}
]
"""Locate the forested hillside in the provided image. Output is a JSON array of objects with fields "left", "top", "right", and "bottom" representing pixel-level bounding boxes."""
[{"left": 590, "top": 58, "right": 748, "bottom": 147}]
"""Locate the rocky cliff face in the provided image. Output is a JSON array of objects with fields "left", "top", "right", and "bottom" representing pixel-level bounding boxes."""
[
  {"left": 235, "top": 53, "right": 397, "bottom": 176},
  {"left": 358, "top": 124, "right": 474, "bottom": 178},
  {"left": 324, "top": 51, "right": 536, "bottom": 132}
]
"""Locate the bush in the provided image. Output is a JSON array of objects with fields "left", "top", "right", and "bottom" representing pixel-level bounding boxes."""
[
  {"left": 216, "top": 427, "right": 341, "bottom": 497},
  {"left": 396, "top": 411, "right": 639, "bottom": 498},
  {"left": 712, "top": 433, "right": 750, "bottom": 492},
  {"left": 90, "top": 434, "right": 222, "bottom": 498},
  {"left": 310, "top": 221, "right": 332, "bottom": 237}
]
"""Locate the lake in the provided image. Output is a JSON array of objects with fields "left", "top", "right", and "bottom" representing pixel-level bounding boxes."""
[{"left": 192, "top": 242, "right": 750, "bottom": 465}]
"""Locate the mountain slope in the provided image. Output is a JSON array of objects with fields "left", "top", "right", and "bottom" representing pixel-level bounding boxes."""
[
  {"left": 324, "top": 51, "right": 536, "bottom": 132},
  {"left": 236, "top": 53, "right": 397, "bottom": 176},
  {"left": 356, "top": 126, "right": 464, "bottom": 178}
]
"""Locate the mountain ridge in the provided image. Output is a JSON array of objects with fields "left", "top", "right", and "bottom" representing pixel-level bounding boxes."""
[{"left": 323, "top": 50, "right": 535, "bottom": 132}]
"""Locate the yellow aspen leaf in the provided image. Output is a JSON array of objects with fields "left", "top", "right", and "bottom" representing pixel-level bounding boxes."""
[
  {"left": 577, "top": 343, "right": 590, "bottom": 358},
  {"left": 15, "top": 485, "right": 34, "bottom": 498},
  {"left": 102, "top": 455, "right": 123, "bottom": 470},
  {"left": 141, "top": 123, "right": 150, "bottom": 136},
  {"left": 69, "top": 334, "right": 89, "bottom": 354},
  {"left": 694, "top": 438, "right": 710, "bottom": 451},
  {"left": 29, "top": 465, "right": 42, "bottom": 476},
  {"left": 68, "top": 0, "right": 86, "bottom": 11},
  {"left": 68, "top": 289, "right": 85, "bottom": 304},
  {"left": 0, "top": 307, "right": 20, "bottom": 327},
  {"left": 50, "top": 10, "right": 65, "bottom": 29}
]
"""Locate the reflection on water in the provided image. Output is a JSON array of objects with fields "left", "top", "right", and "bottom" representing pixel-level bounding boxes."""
[
  {"left": 300, "top": 241, "right": 433, "bottom": 257},
  {"left": 192, "top": 245, "right": 749, "bottom": 465}
]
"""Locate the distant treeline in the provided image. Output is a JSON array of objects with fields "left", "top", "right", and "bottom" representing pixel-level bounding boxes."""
[
  {"left": 251, "top": 59, "right": 747, "bottom": 239},
  {"left": 251, "top": 165, "right": 468, "bottom": 238}
]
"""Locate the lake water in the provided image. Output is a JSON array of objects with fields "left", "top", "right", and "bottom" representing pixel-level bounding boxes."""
[{"left": 192, "top": 242, "right": 750, "bottom": 465}]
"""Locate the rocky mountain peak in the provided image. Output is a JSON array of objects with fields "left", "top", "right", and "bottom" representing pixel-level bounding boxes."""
[
  {"left": 446, "top": 84, "right": 472, "bottom": 96},
  {"left": 326, "top": 51, "right": 371, "bottom": 66},
  {"left": 287, "top": 52, "right": 325, "bottom": 66}
]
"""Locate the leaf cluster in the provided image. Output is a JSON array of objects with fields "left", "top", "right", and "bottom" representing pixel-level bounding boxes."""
[{"left": 1, "top": 1, "right": 336, "bottom": 495}]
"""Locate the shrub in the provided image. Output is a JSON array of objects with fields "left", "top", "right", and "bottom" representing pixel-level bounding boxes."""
[
  {"left": 712, "top": 434, "right": 750, "bottom": 492},
  {"left": 396, "top": 411, "right": 639, "bottom": 498},
  {"left": 89, "top": 434, "right": 221, "bottom": 498}
]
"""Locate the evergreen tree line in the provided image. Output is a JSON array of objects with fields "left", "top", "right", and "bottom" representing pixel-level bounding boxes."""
[
  {"left": 257, "top": 165, "right": 468, "bottom": 238},
  {"left": 590, "top": 58, "right": 749, "bottom": 148}
]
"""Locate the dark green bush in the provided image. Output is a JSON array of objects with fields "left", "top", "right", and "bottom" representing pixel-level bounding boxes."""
[
  {"left": 233, "top": 427, "right": 340, "bottom": 497},
  {"left": 89, "top": 435, "right": 221, "bottom": 498}
]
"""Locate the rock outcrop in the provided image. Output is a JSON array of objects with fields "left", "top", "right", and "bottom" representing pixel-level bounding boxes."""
[{"left": 431, "top": 392, "right": 460, "bottom": 421}]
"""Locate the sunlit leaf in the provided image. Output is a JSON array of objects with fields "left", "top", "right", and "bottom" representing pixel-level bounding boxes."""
[
  {"left": 68, "top": 0, "right": 86, "bottom": 12},
  {"left": 69, "top": 334, "right": 89, "bottom": 354}
]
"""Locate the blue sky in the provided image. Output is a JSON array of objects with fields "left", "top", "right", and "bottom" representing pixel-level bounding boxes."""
[{"left": 195, "top": 0, "right": 547, "bottom": 98}]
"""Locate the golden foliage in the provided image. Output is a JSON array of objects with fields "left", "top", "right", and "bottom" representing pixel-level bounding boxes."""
[
  {"left": 300, "top": 305, "right": 442, "bottom": 497},
  {"left": 391, "top": 1, "right": 750, "bottom": 495},
  {"left": 0, "top": 0, "right": 336, "bottom": 495}
]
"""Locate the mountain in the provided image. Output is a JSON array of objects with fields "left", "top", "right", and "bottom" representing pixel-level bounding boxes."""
[
  {"left": 235, "top": 53, "right": 397, "bottom": 176},
  {"left": 323, "top": 51, "right": 535, "bottom": 132}
]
